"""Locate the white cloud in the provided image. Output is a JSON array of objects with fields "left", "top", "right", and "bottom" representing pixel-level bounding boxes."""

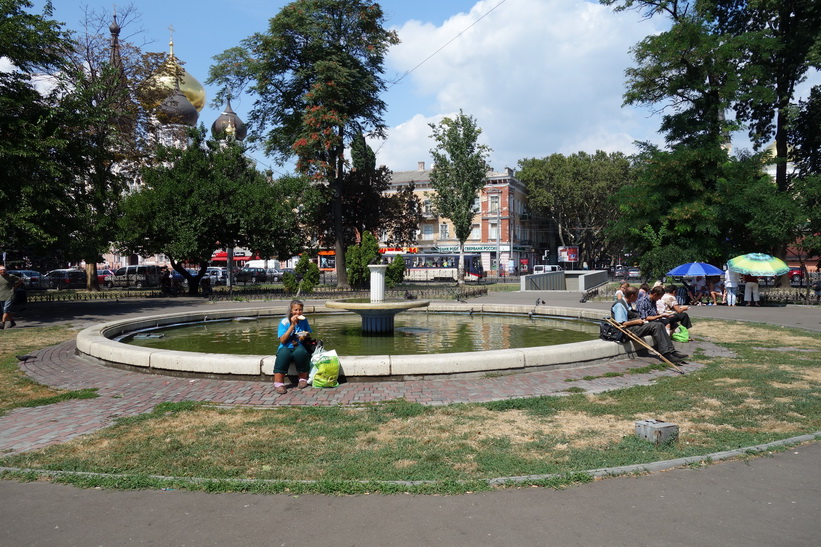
[{"left": 377, "top": 0, "right": 667, "bottom": 172}]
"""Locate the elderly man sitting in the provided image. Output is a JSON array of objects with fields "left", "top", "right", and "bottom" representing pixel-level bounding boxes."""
[{"left": 612, "top": 287, "right": 686, "bottom": 364}]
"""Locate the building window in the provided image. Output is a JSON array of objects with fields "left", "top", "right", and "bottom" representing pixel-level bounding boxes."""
[
  {"left": 489, "top": 221, "right": 499, "bottom": 240},
  {"left": 440, "top": 223, "right": 449, "bottom": 239},
  {"left": 490, "top": 194, "right": 500, "bottom": 213},
  {"left": 470, "top": 224, "right": 480, "bottom": 240},
  {"left": 422, "top": 224, "right": 434, "bottom": 240}
]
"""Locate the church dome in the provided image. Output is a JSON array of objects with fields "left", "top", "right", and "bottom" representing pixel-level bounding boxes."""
[
  {"left": 211, "top": 99, "right": 247, "bottom": 140},
  {"left": 156, "top": 87, "right": 199, "bottom": 126},
  {"left": 142, "top": 36, "right": 206, "bottom": 112}
]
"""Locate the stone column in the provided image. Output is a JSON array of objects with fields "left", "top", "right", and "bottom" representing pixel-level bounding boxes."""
[{"left": 368, "top": 264, "right": 388, "bottom": 303}]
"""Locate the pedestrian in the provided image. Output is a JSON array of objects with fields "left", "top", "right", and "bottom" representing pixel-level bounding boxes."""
[
  {"left": 273, "top": 299, "right": 313, "bottom": 394},
  {"left": 724, "top": 267, "right": 739, "bottom": 306},
  {"left": 0, "top": 266, "right": 23, "bottom": 329},
  {"left": 744, "top": 274, "right": 760, "bottom": 306}
]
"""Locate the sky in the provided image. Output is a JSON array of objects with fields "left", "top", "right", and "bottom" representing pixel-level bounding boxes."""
[{"left": 33, "top": 0, "right": 821, "bottom": 175}]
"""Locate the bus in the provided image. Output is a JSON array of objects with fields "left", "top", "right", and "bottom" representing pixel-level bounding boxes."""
[{"left": 400, "top": 253, "right": 485, "bottom": 282}]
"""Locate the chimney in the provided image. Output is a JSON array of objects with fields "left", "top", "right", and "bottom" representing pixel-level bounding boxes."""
[{"left": 418, "top": 161, "right": 425, "bottom": 171}]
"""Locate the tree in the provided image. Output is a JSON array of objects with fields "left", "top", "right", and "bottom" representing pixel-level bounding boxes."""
[
  {"left": 208, "top": 0, "right": 399, "bottom": 287},
  {"left": 517, "top": 151, "right": 633, "bottom": 266},
  {"left": 117, "top": 128, "right": 313, "bottom": 294},
  {"left": 306, "top": 165, "right": 422, "bottom": 252},
  {"left": 428, "top": 111, "right": 491, "bottom": 284},
  {"left": 601, "top": 0, "right": 820, "bottom": 276},
  {"left": 0, "top": 0, "right": 73, "bottom": 266},
  {"left": 345, "top": 231, "right": 380, "bottom": 289}
]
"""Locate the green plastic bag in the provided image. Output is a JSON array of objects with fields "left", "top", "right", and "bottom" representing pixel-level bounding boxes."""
[
  {"left": 671, "top": 325, "right": 690, "bottom": 343},
  {"left": 310, "top": 349, "right": 340, "bottom": 388}
]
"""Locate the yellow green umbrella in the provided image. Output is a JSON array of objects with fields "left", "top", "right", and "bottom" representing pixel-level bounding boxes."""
[{"left": 727, "top": 253, "right": 789, "bottom": 276}]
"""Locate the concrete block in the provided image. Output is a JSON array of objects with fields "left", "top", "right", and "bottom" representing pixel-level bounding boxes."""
[
  {"left": 635, "top": 419, "right": 679, "bottom": 444},
  {"left": 149, "top": 351, "right": 262, "bottom": 375},
  {"left": 337, "top": 355, "right": 391, "bottom": 377},
  {"left": 389, "top": 350, "right": 524, "bottom": 376}
]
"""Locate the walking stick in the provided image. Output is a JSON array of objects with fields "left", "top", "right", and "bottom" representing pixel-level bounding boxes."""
[{"left": 605, "top": 318, "right": 684, "bottom": 374}]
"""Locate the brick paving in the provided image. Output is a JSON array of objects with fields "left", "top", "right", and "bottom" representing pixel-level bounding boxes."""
[
  {"left": 0, "top": 337, "right": 703, "bottom": 456},
  {"left": 7, "top": 290, "right": 777, "bottom": 456}
]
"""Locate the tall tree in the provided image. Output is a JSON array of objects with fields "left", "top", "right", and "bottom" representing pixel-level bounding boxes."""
[
  {"left": 517, "top": 151, "right": 633, "bottom": 266},
  {"left": 0, "top": 0, "right": 72, "bottom": 265},
  {"left": 117, "top": 128, "right": 315, "bottom": 294},
  {"left": 428, "top": 111, "right": 491, "bottom": 284},
  {"left": 602, "top": 0, "right": 820, "bottom": 276},
  {"left": 208, "top": 0, "right": 399, "bottom": 287}
]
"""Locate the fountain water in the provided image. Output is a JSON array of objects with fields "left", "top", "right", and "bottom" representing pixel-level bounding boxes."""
[{"left": 324, "top": 264, "right": 429, "bottom": 334}]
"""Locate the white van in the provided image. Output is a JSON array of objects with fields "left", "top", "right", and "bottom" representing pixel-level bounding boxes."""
[{"left": 533, "top": 265, "right": 562, "bottom": 274}]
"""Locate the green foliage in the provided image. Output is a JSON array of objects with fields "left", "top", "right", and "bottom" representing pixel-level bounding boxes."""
[
  {"left": 295, "top": 253, "right": 320, "bottom": 293},
  {"left": 118, "top": 128, "right": 312, "bottom": 293},
  {"left": 385, "top": 254, "right": 406, "bottom": 288},
  {"left": 517, "top": 151, "right": 633, "bottom": 265},
  {"left": 345, "top": 231, "right": 381, "bottom": 288},
  {"left": 308, "top": 166, "right": 422, "bottom": 251},
  {"left": 208, "top": 0, "right": 400, "bottom": 287},
  {"left": 351, "top": 134, "right": 376, "bottom": 171},
  {"left": 602, "top": 0, "right": 821, "bottom": 267},
  {"left": 428, "top": 110, "right": 491, "bottom": 283}
]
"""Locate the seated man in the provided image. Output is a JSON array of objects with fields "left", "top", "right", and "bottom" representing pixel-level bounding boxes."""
[
  {"left": 657, "top": 285, "right": 693, "bottom": 333},
  {"left": 612, "top": 287, "right": 686, "bottom": 364}
]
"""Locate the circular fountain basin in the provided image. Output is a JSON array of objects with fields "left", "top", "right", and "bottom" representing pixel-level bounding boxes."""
[{"left": 75, "top": 302, "right": 646, "bottom": 381}]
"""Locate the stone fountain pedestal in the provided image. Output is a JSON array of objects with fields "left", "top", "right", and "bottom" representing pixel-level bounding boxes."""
[{"left": 325, "top": 264, "right": 429, "bottom": 334}]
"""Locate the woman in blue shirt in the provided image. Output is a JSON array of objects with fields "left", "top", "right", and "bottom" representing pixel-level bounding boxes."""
[{"left": 274, "top": 299, "right": 312, "bottom": 394}]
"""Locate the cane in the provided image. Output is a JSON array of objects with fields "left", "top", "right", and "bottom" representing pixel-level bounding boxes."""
[{"left": 605, "top": 318, "right": 684, "bottom": 374}]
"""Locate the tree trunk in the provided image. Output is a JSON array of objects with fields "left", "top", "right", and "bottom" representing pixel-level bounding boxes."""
[
  {"left": 333, "top": 133, "right": 349, "bottom": 288},
  {"left": 85, "top": 263, "right": 100, "bottom": 292},
  {"left": 457, "top": 242, "right": 465, "bottom": 285}
]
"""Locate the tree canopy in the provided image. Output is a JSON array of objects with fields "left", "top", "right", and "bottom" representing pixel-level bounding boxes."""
[
  {"left": 428, "top": 111, "right": 491, "bottom": 284},
  {"left": 517, "top": 151, "right": 633, "bottom": 266},
  {"left": 601, "top": 0, "right": 820, "bottom": 276},
  {"left": 208, "top": 0, "right": 399, "bottom": 286},
  {"left": 117, "top": 128, "right": 316, "bottom": 293}
]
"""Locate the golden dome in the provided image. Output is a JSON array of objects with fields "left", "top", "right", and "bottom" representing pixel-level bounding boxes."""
[{"left": 143, "top": 36, "right": 206, "bottom": 112}]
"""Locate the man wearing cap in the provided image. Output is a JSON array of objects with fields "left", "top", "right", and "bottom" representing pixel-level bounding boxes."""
[{"left": 0, "top": 266, "right": 23, "bottom": 329}]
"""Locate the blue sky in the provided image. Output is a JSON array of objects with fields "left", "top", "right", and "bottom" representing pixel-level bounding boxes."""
[{"left": 37, "top": 1, "right": 820, "bottom": 175}]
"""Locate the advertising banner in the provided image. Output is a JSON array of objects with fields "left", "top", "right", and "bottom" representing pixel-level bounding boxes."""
[{"left": 558, "top": 246, "right": 579, "bottom": 263}]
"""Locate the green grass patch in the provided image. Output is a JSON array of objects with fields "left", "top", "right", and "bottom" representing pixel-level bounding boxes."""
[{"left": 0, "top": 325, "right": 79, "bottom": 416}]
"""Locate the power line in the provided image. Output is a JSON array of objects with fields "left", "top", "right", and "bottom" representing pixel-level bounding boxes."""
[{"left": 388, "top": 0, "right": 510, "bottom": 90}]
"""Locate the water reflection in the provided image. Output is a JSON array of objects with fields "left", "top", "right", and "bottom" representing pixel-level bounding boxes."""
[{"left": 124, "top": 313, "right": 598, "bottom": 356}]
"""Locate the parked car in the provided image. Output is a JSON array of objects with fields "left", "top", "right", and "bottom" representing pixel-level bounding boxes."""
[
  {"left": 206, "top": 267, "right": 227, "bottom": 285},
  {"left": 235, "top": 267, "right": 267, "bottom": 284},
  {"left": 627, "top": 267, "right": 642, "bottom": 280},
  {"left": 106, "top": 265, "right": 162, "bottom": 288},
  {"left": 788, "top": 268, "right": 804, "bottom": 284},
  {"left": 613, "top": 265, "right": 627, "bottom": 278},
  {"left": 533, "top": 265, "right": 562, "bottom": 274},
  {"left": 96, "top": 269, "right": 114, "bottom": 285},
  {"left": 265, "top": 268, "right": 283, "bottom": 282},
  {"left": 7, "top": 269, "right": 45, "bottom": 290},
  {"left": 45, "top": 269, "right": 87, "bottom": 290}
]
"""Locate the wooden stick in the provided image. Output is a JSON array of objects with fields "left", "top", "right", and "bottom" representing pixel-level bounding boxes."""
[{"left": 606, "top": 318, "right": 684, "bottom": 374}]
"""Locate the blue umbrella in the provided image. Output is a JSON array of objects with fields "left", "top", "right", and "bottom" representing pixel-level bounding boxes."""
[{"left": 666, "top": 262, "right": 724, "bottom": 277}]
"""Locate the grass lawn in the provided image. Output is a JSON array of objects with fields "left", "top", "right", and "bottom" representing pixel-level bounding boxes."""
[
  {"left": 0, "top": 325, "right": 96, "bottom": 417},
  {"left": 0, "top": 319, "right": 819, "bottom": 494}
]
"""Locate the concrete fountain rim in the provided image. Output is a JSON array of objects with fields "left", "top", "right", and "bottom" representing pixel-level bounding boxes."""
[{"left": 74, "top": 302, "right": 647, "bottom": 380}]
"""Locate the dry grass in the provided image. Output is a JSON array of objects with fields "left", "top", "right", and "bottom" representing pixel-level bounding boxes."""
[
  {"left": 695, "top": 319, "right": 821, "bottom": 350},
  {"left": 0, "top": 326, "right": 77, "bottom": 409}
]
